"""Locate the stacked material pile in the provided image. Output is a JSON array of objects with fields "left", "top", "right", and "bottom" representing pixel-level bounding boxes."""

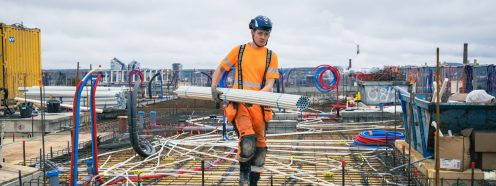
[
  {"left": 18, "top": 86, "right": 128, "bottom": 109},
  {"left": 175, "top": 86, "right": 310, "bottom": 111}
]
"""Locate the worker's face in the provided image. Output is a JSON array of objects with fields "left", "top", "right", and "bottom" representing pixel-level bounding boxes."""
[{"left": 251, "top": 29, "right": 270, "bottom": 47}]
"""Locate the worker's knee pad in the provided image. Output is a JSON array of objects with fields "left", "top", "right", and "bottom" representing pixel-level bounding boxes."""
[
  {"left": 238, "top": 134, "right": 257, "bottom": 162},
  {"left": 250, "top": 147, "right": 267, "bottom": 173}
]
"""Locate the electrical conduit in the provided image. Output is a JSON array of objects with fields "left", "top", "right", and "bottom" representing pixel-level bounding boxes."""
[
  {"left": 128, "top": 69, "right": 156, "bottom": 158},
  {"left": 312, "top": 65, "right": 340, "bottom": 93},
  {"left": 70, "top": 67, "right": 100, "bottom": 186}
]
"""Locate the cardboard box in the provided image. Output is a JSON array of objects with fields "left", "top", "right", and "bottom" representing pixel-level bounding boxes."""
[
  {"left": 438, "top": 136, "right": 470, "bottom": 171},
  {"left": 481, "top": 152, "right": 496, "bottom": 170},
  {"left": 426, "top": 168, "right": 484, "bottom": 186},
  {"left": 473, "top": 131, "right": 496, "bottom": 152},
  {"left": 396, "top": 140, "right": 485, "bottom": 186}
]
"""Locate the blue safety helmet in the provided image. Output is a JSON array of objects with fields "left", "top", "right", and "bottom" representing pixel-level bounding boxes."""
[{"left": 249, "top": 15, "right": 272, "bottom": 32}]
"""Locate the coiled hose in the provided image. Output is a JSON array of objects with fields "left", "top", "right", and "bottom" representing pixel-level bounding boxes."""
[
  {"left": 147, "top": 71, "right": 163, "bottom": 99},
  {"left": 219, "top": 67, "right": 235, "bottom": 88},
  {"left": 313, "top": 65, "right": 341, "bottom": 93},
  {"left": 128, "top": 70, "right": 156, "bottom": 158},
  {"left": 353, "top": 130, "right": 405, "bottom": 146}
]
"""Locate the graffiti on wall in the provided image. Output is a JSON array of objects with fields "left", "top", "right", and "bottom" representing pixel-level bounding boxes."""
[{"left": 361, "top": 85, "right": 406, "bottom": 105}]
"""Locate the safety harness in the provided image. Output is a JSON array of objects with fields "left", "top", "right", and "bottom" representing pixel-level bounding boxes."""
[
  {"left": 236, "top": 44, "right": 272, "bottom": 92},
  {"left": 231, "top": 44, "right": 272, "bottom": 136}
]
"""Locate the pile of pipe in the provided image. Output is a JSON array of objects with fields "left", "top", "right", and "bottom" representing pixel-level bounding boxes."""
[
  {"left": 175, "top": 86, "right": 310, "bottom": 111},
  {"left": 18, "top": 86, "right": 128, "bottom": 109}
]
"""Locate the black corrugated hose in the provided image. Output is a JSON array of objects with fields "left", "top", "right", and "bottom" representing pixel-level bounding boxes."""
[{"left": 128, "top": 78, "right": 156, "bottom": 158}]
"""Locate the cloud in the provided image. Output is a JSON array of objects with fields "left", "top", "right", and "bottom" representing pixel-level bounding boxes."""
[{"left": 1, "top": 0, "right": 495, "bottom": 69}]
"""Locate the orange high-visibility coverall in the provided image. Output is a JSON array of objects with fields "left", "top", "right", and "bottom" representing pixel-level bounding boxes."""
[{"left": 219, "top": 43, "right": 279, "bottom": 149}]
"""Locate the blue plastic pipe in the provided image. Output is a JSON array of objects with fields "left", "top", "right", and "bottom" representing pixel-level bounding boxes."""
[
  {"left": 313, "top": 66, "right": 338, "bottom": 93},
  {"left": 70, "top": 72, "right": 94, "bottom": 185}
]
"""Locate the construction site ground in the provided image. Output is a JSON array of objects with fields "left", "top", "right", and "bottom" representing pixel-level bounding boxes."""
[
  {"left": 3, "top": 98, "right": 492, "bottom": 185},
  {"left": 2, "top": 131, "right": 111, "bottom": 164},
  {"left": 51, "top": 125, "right": 406, "bottom": 185}
]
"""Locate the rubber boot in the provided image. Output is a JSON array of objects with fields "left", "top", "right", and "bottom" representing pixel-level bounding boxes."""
[
  {"left": 239, "top": 162, "right": 251, "bottom": 186},
  {"left": 249, "top": 172, "right": 260, "bottom": 186}
]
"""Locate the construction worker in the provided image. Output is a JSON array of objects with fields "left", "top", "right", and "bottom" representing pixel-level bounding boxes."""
[{"left": 211, "top": 15, "right": 279, "bottom": 186}]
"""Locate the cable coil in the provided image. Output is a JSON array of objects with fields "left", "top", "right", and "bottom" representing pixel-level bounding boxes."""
[
  {"left": 219, "top": 67, "right": 235, "bottom": 88},
  {"left": 313, "top": 65, "right": 340, "bottom": 93},
  {"left": 353, "top": 130, "right": 405, "bottom": 146}
]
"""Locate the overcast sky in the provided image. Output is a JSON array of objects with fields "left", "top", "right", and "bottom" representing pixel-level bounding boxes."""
[{"left": 1, "top": 0, "right": 495, "bottom": 69}]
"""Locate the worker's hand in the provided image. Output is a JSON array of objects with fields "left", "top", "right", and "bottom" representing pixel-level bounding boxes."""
[{"left": 211, "top": 85, "right": 223, "bottom": 104}]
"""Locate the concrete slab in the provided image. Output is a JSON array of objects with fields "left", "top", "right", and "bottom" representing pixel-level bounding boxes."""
[
  {"left": 267, "top": 120, "right": 298, "bottom": 134},
  {"left": 0, "top": 163, "right": 40, "bottom": 185},
  {"left": 1, "top": 112, "right": 89, "bottom": 133},
  {"left": 341, "top": 108, "right": 402, "bottom": 122},
  {"left": 2, "top": 131, "right": 110, "bottom": 164}
]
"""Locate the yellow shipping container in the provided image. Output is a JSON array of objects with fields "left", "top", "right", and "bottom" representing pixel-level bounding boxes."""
[{"left": 0, "top": 23, "right": 42, "bottom": 101}]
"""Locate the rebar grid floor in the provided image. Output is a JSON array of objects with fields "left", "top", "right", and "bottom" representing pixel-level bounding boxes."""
[{"left": 55, "top": 120, "right": 413, "bottom": 186}]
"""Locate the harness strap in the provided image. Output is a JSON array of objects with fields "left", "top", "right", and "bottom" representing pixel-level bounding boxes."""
[
  {"left": 237, "top": 44, "right": 246, "bottom": 89},
  {"left": 261, "top": 49, "right": 272, "bottom": 89},
  {"left": 235, "top": 45, "right": 273, "bottom": 126},
  {"left": 237, "top": 45, "right": 272, "bottom": 90}
]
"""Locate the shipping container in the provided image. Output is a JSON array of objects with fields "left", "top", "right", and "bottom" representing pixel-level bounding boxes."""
[{"left": 0, "top": 23, "right": 42, "bottom": 101}]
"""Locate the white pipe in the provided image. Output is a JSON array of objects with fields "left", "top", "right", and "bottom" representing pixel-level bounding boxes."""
[
  {"left": 14, "top": 97, "right": 103, "bottom": 113},
  {"left": 23, "top": 91, "right": 121, "bottom": 97},
  {"left": 20, "top": 86, "right": 128, "bottom": 92},
  {"left": 23, "top": 97, "right": 119, "bottom": 103},
  {"left": 175, "top": 86, "right": 310, "bottom": 111}
]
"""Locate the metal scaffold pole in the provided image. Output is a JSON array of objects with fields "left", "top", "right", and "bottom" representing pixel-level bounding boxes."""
[
  {"left": 407, "top": 80, "right": 415, "bottom": 186},
  {"left": 39, "top": 80, "right": 46, "bottom": 184},
  {"left": 435, "top": 48, "right": 441, "bottom": 186}
]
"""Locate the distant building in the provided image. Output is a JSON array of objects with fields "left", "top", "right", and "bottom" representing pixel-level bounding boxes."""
[
  {"left": 172, "top": 63, "right": 182, "bottom": 72},
  {"left": 172, "top": 63, "right": 183, "bottom": 85},
  {"left": 110, "top": 58, "right": 126, "bottom": 70},
  {"left": 443, "top": 61, "right": 464, "bottom": 67},
  {"left": 128, "top": 60, "right": 141, "bottom": 70}
]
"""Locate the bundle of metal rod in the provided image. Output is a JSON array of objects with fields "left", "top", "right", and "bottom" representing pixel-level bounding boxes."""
[{"left": 174, "top": 86, "right": 310, "bottom": 111}]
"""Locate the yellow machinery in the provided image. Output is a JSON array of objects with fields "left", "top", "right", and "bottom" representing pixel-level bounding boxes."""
[{"left": 0, "top": 23, "right": 41, "bottom": 111}]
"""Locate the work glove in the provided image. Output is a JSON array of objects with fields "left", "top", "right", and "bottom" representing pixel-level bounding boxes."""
[{"left": 211, "top": 85, "right": 223, "bottom": 104}]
